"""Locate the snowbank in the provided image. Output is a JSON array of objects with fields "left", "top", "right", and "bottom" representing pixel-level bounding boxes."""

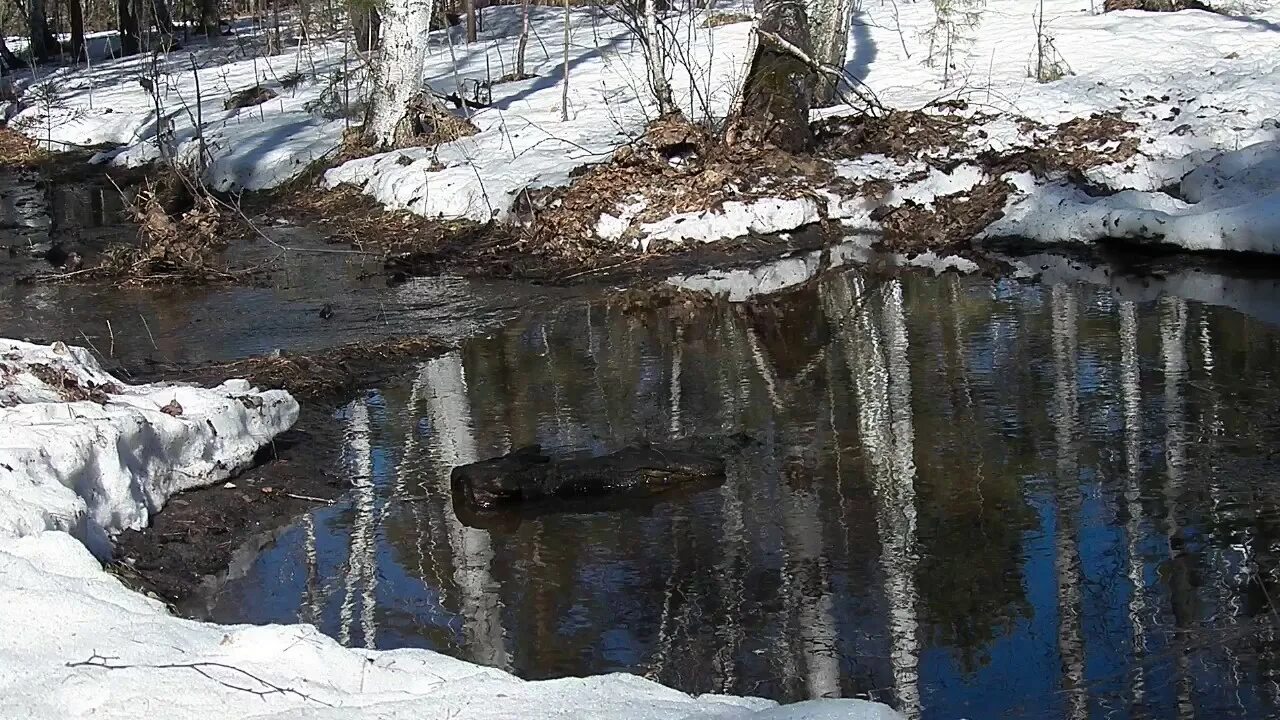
[
  {"left": 985, "top": 141, "right": 1280, "bottom": 253},
  {"left": 0, "top": 339, "right": 298, "bottom": 557},
  {"left": 838, "top": 0, "right": 1280, "bottom": 253},
  {"left": 0, "top": 337, "right": 904, "bottom": 720}
]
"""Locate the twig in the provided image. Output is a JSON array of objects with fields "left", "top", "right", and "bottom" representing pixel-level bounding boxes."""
[
  {"left": 282, "top": 492, "right": 335, "bottom": 503},
  {"left": 66, "top": 653, "right": 332, "bottom": 706}
]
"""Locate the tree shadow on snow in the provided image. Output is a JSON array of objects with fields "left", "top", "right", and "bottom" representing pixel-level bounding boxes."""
[{"left": 844, "top": 10, "right": 877, "bottom": 85}]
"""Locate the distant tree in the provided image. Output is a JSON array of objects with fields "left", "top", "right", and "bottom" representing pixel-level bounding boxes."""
[
  {"left": 118, "top": 0, "right": 142, "bottom": 55},
  {"left": 350, "top": 0, "right": 380, "bottom": 51},
  {"left": 68, "top": 0, "right": 86, "bottom": 60}
]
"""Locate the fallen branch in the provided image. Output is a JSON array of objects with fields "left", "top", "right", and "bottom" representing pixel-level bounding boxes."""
[{"left": 66, "top": 653, "right": 333, "bottom": 706}]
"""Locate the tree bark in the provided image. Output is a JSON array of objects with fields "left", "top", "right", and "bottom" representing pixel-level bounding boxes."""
[
  {"left": 27, "top": 0, "right": 56, "bottom": 61},
  {"left": 730, "top": 0, "right": 815, "bottom": 152},
  {"left": 643, "top": 0, "right": 676, "bottom": 116},
  {"left": 351, "top": 3, "right": 380, "bottom": 51},
  {"left": 464, "top": 0, "right": 476, "bottom": 42},
  {"left": 118, "top": 0, "right": 142, "bottom": 55},
  {"left": 806, "top": 0, "right": 853, "bottom": 106},
  {"left": 199, "top": 0, "right": 220, "bottom": 37},
  {"left": 365, "top": 0, "right": 435, "bottom": 147},
  {"left": 515, "top": 0, "right": 528, "bottom": 76},
  {"left": 69, "top": 0, "right": 86, "bottom": 60}
]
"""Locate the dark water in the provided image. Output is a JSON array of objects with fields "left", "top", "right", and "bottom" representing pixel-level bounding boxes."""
[{"left": 193, "top": 267, "right": 1280, "bottom": 720}]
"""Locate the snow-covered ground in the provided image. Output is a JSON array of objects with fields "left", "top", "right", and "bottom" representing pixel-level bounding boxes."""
[
  {"left": 0, "top": 337, "right": 904, "bottom": 720},
  {"left": 846, "top": 0, "right": 1280, "bottom": 252},
  {"left": 6, "top": 0, "right": 1280, "bottom": 253}
]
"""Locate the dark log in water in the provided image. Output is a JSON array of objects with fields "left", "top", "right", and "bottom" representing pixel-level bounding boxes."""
[{"left": 450, "top": 436, "right": 752, "bottom": 512}]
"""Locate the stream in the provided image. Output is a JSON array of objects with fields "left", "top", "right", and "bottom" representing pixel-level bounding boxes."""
[
  {"left": 190, "top": 270, "right": 1280, "bottom": 720},
  {"left": 6, "top": 172, "right": 1280, "bottom": 719}
]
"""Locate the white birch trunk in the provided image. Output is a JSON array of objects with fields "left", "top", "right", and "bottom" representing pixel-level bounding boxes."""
[
  {"left": 367, "top": 0, "right": 435, "bottom": 147},
  {"left": 644, "top": 0, "right": 677, "bottom": 116},
  {"left": 1051, "top": 285, "right": 1087, "bottom": 720},
  {"left": 805, "top": 0, "right": 855, "bottom": 105},
  {"left": 840, "top": 276, "right": 921, "bottom": 717},
  {"left": 423, "top": 353, "right": 509, "bottom": 669},
  {"left": 1119, "top": 302, "right": 1148, "bottom": 710}
]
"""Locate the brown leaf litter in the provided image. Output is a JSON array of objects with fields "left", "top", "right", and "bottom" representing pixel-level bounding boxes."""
[
  {"left": 24, "top": 363, "right": 120, "bottom": 404},
  {"left": 521, "top": 114, "right": 833, "bottom": 265}
]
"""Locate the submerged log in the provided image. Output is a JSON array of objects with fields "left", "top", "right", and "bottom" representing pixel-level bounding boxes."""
[{"left": 450, "top": 435, "right": 753, "bottom": 512}]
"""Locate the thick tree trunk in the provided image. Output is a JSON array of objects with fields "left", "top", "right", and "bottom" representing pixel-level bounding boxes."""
[
  {"left": 118, "top": 0, "right": 142, "bottom": 55},
  {"left": 351, "top": 3, "right": 380, "bottom": 51},
  {"left": 464, "top": 0, "right": 476, "bottom": 42},
  {"left": 806, "top": 0, "right": 853, "bottom": 106},
  {"left": 27, "top": 0, "right": 55, "bottom": 61},
  {"left": 730, "top": 0, "right": 815, "bottom": 152},
  {"left": 365, "top": 0, "right": 435, "bottom": 147},
  {"left": 152, "top": 0, "right": 176, "bottom": 35},
  {"left": 643, "top": 0, "right": 676, "bottom": 116},
  {"left": 69, "top": 0, "right": 86, "bottom": 60},
  {"left": 199, "top": 0, "right": 219, "bottom": 37}
]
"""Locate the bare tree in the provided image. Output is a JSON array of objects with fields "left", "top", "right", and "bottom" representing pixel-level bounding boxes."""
[
  {"left": 366, "top": 0, "right": 437, "bottom": 147},
  {"left": 515, "top": 0, "right": 529, "bottom": 77},
  {"left": 806, "top": 0, "right": 855, "bottom": 105},
  {"left": 199, "top": 0, "right": 220, "bottom": 38},
  {"left": 350, "top": 0, "right": 380, "bottom": 51},
  {"left": 464, "top": 0, "right": 476, "bottom": 42},
  {"left": 118, "top": 0, "right": 142, "bottom": 55},
  {"left": 69, "top": 0, "right": 86, "bottom": 61},
  {"left": 643, "top": 0, "right": 676, "bottom": 116},
  {"left": 26, "top": 0, "right": 57, "bottom": 61}
]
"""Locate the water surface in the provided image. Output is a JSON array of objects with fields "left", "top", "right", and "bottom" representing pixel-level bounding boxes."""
[{"left": 194, "top": 269, "right": 1280, "bottom": 720}]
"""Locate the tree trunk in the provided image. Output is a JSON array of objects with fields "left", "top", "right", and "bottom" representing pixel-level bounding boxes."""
[
  {"left": 730, "top": 0, "right": 815, "bottom": 152},
  {"left": 27, "top": 0, "right": 55, "bottom": 61},
  {"left": 515, "top": 0, "right": 528, "bottom": 76},
  {"left": 351, "top": 3, "right": 380, "bottom": 52},
  {"left": 0, "top": 33, "right": 28, "bottom": 70},
  {"left": 118, "top": 0, "right": 142, "bottom": 55},
  {"left": 643, "top": 0, "right": 676, "bottom": 116},
  {"left": 464, "top": 0, "right": 476, "bottom": 42},
  {"left": 69, "top": 0, "right": 86, "bottom": 61},
  {"left": 198, "top": 0, "right": 219, "bottom": 38},
  {"left": 152, "top": 0, "right": 176, "bottom": 35},
  {"left": 806, "top": 0, "right": 853, "bottom": 106},
  {"left": 365, "top": 0, "right": 434, "bottom": 147}
]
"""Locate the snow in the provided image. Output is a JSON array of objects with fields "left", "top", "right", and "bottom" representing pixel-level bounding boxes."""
[
  {"left": 9, "top": 0, "right": 1280, "bottom": 253},
  {"left": 0, "top": 338, "right": 298, "bottom": 558},
  {"left": 985, "top": 141, "right": 1280, "bottom": 252},
  {"left": 637, "top": 197, "right": 823, "bottom": 249},
  {"left": 323, "top": 9, "right": 755, "bottom": 221},
  {"left": 846, "top": 0, "right": 1280, "bottom": 253},
  {"left": 0, "top": 337, "right": 904, "bottom": 720}
]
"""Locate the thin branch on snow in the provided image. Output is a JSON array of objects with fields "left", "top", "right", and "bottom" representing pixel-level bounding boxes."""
[{"left": 66, "top": 653, "right": 333, "bottom": 706}]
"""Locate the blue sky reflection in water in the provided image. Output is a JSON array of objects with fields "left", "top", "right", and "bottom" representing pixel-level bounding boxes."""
[{"left": 198, "top": 270, "right": 1280, "bottom": 720}]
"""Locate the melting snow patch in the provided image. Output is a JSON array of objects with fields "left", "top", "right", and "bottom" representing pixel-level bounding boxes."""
[
  {"left": 984, "top": 141, "right": 1280, "bottom": 254},
  {"left": 0, "top": 339, "right": 298, "bottom": 558},
  {"left": 638, "top": 197, "right": 823, "bottom": 249}
]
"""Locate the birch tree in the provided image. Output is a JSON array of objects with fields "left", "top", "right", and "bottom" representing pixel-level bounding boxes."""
[
  {"left": 365, "top": 0, "right": 436, "bottom": 147},
  {"left": 806, "top": 0, "right": 855, "bottom": 105},
  {"left": 643, "top": 0, "right": 676, "bottom": 116}
]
